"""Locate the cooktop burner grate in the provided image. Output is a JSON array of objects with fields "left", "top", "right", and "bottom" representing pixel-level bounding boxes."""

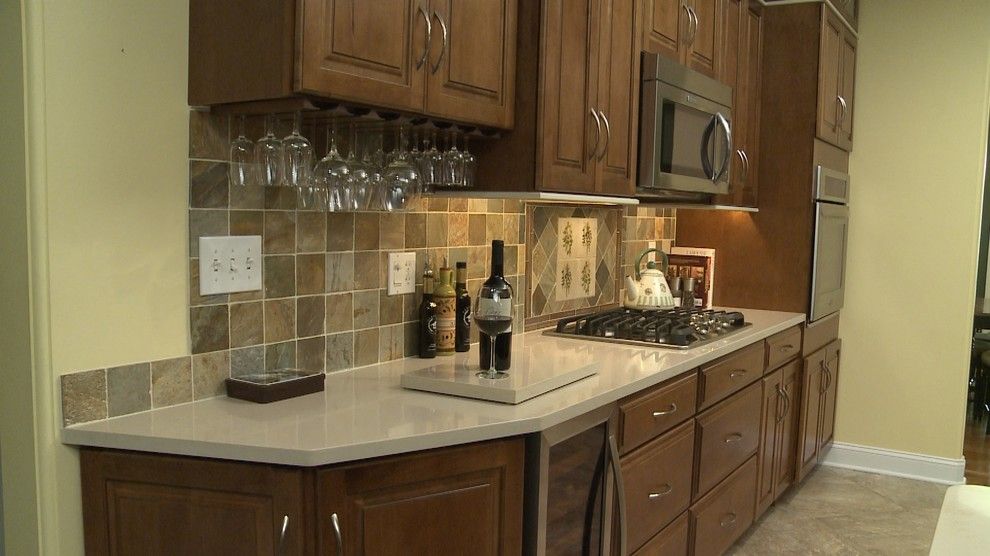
[{"left": 544, "top": 308, "right": 749, "bottom": 349}]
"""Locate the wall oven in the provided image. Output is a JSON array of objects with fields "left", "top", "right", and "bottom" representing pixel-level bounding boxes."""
[
  {"left": 810, "top": 166, "right": 850, "bottom": 322},
  {"left": 638, "top": 53, "right": 733, "bottom": 200}
]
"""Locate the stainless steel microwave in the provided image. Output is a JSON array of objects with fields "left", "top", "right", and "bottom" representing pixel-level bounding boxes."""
[{"left": 638, "top": 53, "right": 733, "bottom": 200}]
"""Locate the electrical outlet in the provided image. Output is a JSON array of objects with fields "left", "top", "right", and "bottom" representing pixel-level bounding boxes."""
[
  {"left": 388, "top": 252, "right": 417, "bottom": 295},
  {"left": 199, "top": 236, "right": 263, "bottom": 295}
]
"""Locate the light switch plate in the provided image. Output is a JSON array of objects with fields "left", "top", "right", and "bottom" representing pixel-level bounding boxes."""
[
  {"left": 388, "top": 252, "right": 417, "bottom": 296},
  {"left": 199, "top": 236, "right": 263, "bottom": 295}
]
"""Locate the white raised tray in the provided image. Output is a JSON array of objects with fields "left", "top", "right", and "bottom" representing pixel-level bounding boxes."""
[{"left": 400, "top": 360, "right": 598, "bottom": 404}]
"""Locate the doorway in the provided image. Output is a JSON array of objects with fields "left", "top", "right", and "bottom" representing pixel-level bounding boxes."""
[{"left": 966, "top": 121, "right": 990, "bottom": 484}]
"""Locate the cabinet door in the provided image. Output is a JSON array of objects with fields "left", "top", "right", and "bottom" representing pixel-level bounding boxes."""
[
  {"left": 796, "top": 348, "right": 826, "bottom": 482},
  {"left": 774, "top": 358, "right": 802, "bottom": 498},
  {"left": 714, "top": 0, "right": 745, "bottom": 206},
  {"left": 317, "top": 439, "right": 524, "bottom": 555},
  {"left": 816, "top": 6, "right": 842, "bottom": 146},
  {"left": 299, "top": 0, "right": 427, "bottom": 111},
  {"left": 755, "top": 368, "right": 782, "bottom": 518},
  {"left": 642, "top": 0, "right": 684, "bottom": 62},
  {"left": 595, "top": 0, "right": 639, "bottom": 196},
  {"left": 737, "top": 4, "right": 762, "bottom": 206},
  {"left": 685, "top": 0, "right": 721, "bottom": 79},
  {"left": 80, "top": 449, "right": 308, "bottom": 556},
  {"left": 818, "top": 340, "right": 841, "bottom": 453},
  {"left": 426, "top": 0, "right": 518, "bottom": 128},
  {"left": 539, "top": 0, "right": 600, "bottom": 192},
  {"left": 836, "top": 29, "right": 856, "bottom": 150}
]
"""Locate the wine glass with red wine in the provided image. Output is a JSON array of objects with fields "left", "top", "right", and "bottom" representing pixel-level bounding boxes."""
[{"left": 474, "top": 277, "right": 513, "bottom": 380}]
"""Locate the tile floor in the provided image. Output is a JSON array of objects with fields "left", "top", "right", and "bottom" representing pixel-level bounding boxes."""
[{"left": 729, "top": 466, "right": 947, "bottom": 555}]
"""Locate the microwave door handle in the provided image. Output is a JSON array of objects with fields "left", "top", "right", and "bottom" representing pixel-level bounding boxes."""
[
  {"left": 713, "top": 112, "right": 732, "bottom": 183},
  {"left": 700, "top": 115, "right": 717, "bottom": 180}
]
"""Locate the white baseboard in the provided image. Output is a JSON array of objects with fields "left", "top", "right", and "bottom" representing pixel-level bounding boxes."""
[{"left": 820, "top": 442, "right": 966, "bottom": 485}]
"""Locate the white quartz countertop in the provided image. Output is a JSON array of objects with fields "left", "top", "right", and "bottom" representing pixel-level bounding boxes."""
[{"left": 62, "top": 308, "right": 805, "bottom": 467}]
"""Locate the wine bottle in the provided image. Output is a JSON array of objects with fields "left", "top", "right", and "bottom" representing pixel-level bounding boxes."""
[
  {"left": 418, "top": 268, "right": 438, "bottom": 359},
  {"left": 435, "top": 265, "right": 457, "bottom": 356},
  {"left": 455, "top": 262, "right": 471, "bottom": 352},
  {"left": 479, "top": 240, "right": 512, "bottom": 371}
]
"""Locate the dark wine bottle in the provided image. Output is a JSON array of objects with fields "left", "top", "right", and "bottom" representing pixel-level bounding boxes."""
[
  {"left": 455, "top": 262, "right": 471, "bottom": 352},
  {"left": 478, "top": 240, "right": 512, "bottom": 371},
  {"left": 418, "top": 274, "right": 438, "bottom": 359}
]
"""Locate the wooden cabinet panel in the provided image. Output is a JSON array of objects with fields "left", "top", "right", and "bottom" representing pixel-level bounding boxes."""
[
  {"left": 689, "top": 456, "right": 757, "bottom": 556},
  {"left": 837, "top": 30, "right": 856, "bottom": 150},
  {"left": 819, "top": 340, "right": 841, "bottom": 452},
  {"left": 775, "top": 358, "right": 802, "bottom": 497},
  {"left": 298, "top": 0, "right": 427, "bottom": 111},
  {"left": 620, "top": 372, "right": 698, "bottom": 453},
  {"left": 622, "top": 421, "right": 696, "bottom": 552},
  {"left": 797, "top": 347, "right": 826, "bottom": 481},
  {"left": 632, "top": 512, "right": 689, "bottom": 556},
  {"left": 596, "top": 0, "right": 639, "bottom": 196},
  {"left": 317, "top": 438, "right": 524, "bottom": 555},
  {"left": 80, "top": 449, "right": 308, "bottom": 556},
  {"left": 540, "top": 0, "right": 600, "bottom": 192},
  {"left": 695, "top": 382, "right": 762, "bottom": 498},
  {"left": 686, "top": 0, "right": 721, "bottom": 79},
  {"left": 699, "top": 341, "right": 765, "bottom": 409},
  {"left": 816, "top": 6, "right": 842, "bottom": 147},
  {"left": 755, "top": 368, "right": 782, "bottom": 517},
  {"left": 426, "top": 0, "right": 517, "bottom": 128},
  {"left": 766, "top": 325, "right": 802, "bottom": 371},
  {"left": 642, "top": 0, "right": 684, "bottom": 61},
  {"left": 738, "top": 3, "right": 762, "bottom": 205}
]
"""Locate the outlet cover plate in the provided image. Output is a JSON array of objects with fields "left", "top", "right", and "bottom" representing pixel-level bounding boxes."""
[
  {"left": 199, "top": 236, "right": 263, "bottom": 295},
  {"left": 388, "top": 252, "right": 417, "bottom": 295}
]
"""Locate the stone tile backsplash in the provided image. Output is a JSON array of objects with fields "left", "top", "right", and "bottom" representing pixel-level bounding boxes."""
[{"left": 59, "top": 109, "right": 676, "bottom": 426}]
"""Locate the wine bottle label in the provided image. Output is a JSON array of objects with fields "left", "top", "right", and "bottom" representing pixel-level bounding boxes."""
[
  {"left": 477, "top": 297, "right": 512, "bottom": 317},
  {"left": 436, "top": 297, "right": 456, "bottom": 353}
]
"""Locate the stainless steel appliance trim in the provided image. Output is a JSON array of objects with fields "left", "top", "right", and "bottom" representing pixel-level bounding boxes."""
[
  {"left": 608, "top": 434, "right": 627, "bottom": 556},
  {"left": 415, "top": 5, "right": 432, "bottom": 70},
  {"left": 814, "top": 165, "right": 850, "bottom": 203},
  {"left": 809, "top": 201, "right": 849, "bottom": 322},
  {"left": 713, "top": 112, "right": 732, "bottom": 183},
  {"left": 642, "top": 52, "right": 733, "bottom": 106},
  {"left": 542, "top": 321, "right": 752, "bottom": 349}
]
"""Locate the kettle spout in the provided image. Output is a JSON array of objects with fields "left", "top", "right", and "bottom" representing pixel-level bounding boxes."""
[{"left": 624, "top": 275, "right": 638, "bottom": 302}]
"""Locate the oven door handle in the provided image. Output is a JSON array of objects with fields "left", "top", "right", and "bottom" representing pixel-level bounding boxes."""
[
  {"left": 607, "top": 434, "right": 627, "bottom": 556},
  {"left": 712, "top": 112, "right": 732, "bottom": 183},
  {"left": 700, "top": 115, "right": 717, "bottom": 181}
]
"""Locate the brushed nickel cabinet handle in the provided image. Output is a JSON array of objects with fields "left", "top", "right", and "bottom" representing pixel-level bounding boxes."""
[
  {"left": 652, "top": 403, "right": 678, "bottom": 417},
  {"left": 783, "top": 386, "right": 792, "bottom": 418},
  {"left": 687, "top": 7, "right": 699, "bottom": 46},
  {"left": 729, "top": 369, "right": 747, "bottom": 379},
  {"left": 589, "top": 109, "right": 602, "bottom": 161},
  {"left": 430, "top": 11, "right": 447, "bottom": 74},
  {"left": 649, "top": 484, "right": 673, "bottom": 499},
  {"left": 779, "top": 343, "right": 795, "bottom": 352},
  {"left": 681, "top": 4, "right": 692, "bottom": 44},
  {"left": 724, "top": 433, "right": 743, "bottom": 443},
  {"left": 775, "top": 385, "right": 786, "bottom": 423},
  {"left": 838, "top": 95, "right": 848, "bottom": 130},
  {"left": 598, "top": 110, "right": 611, "bottom": 161},
  {"left": 331, "top": 512, "right": 343, "bottom": 555},
  {"left": 720, "top": 512, "right": 738, "bottom": 528},
  {"left": 415, "top": 5, "right": 432, "bottom": 70},
  {"left": 278, "top": 515, "right": 289, "bottom": 555}
]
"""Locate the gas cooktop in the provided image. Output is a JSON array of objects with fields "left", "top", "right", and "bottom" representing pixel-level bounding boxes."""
[{"left": 543, "top": 308, "right": 750, "bottom": 349}]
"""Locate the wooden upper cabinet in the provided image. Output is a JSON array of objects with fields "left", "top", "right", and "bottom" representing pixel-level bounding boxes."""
[
  {"left": 642, "top": 0, "right": 683, "bottom": 61},
  {"left": 686, "top": 0, "right": 721, "bottom": 79},
  {"left": 540, "top": 0, "right": 601, "bottom": 193},
  {"left": 596, "top": 0, "right": 640, "bottom": 196},
  {"left": 299, "top": 0, "right": 427, "bottom": 112},
  {"left": 317, "top": 439, "right": 524, "bottom": 555},
  {"left": 641, "top": 0, "right": 720, "bottom": 79},
  {"left": 816, "top": 4, "right": 855, "bottom": 151},
  {"left": 425, "top": 0, "right": 518, "bottom": 128}
]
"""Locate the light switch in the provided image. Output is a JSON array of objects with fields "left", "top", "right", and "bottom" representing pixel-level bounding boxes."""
[
  {"left": 199, "top": 236, "right": 263, "bottom": 295},
  {"left": 388, "top": 252, "right": 417, "bottom": 296}
]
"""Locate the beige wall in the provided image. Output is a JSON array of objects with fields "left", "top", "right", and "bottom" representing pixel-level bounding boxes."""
[
  {"left": 13, "top": 0, "right": 190, "bottom": 553},
  {"left": 837, "top": 1, "right": 990, "bottom": 459}
]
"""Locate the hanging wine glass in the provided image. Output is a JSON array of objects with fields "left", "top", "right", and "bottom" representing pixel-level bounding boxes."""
[
  {"left": 228, "top": 115, "right": 254, "bottom": 187},
  {"left": 281, "top": 112, "right": 313, "bottom": 189},
  {"left": 314, "top": 122, "right": 350, "bottom": 212},
  {"left": 441, "top": 129, "right": 463, "bottom": 187},
  {"left": 383, "top": 124, "right": 422, "bottom": 211},
  {"left": 462, "top": 133, "right": 477, "bottom": 188},
  {"left": 254, "top": 114, "right": 282, "bottom": 188},
  {"left": 346, "top": 122, "right": 372, "bottom": 211},
  {"left": 427, "top": 129, "right": 444, "bottom": 190},
  {"left": 361, "top": 127, "right": 388, "bottom": 211},
  {"left": 418, "top": 129, "right": 438, "bottom": 192}
]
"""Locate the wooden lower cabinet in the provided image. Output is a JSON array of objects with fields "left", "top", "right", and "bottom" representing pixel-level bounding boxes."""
[
  {"left": 317, "top": 438, "right": 524, "bottom": 555},
  {"left": 633, "top": 512, "right": 690, "bottom": 556},
  {"left": 755, "top": 358, "right": 801, "bottom": 518},
  {"left": 81, "top": 439, "right": 524, "bottom": 556},
  {"left": 797, "top": 339, "right": 841, "bottom": 482},
  {"left": 689, "top": 456, "right": 758, "bottom": 556},
  {"left": 694, "top": 382, "right": 762, "bottom": 498}
]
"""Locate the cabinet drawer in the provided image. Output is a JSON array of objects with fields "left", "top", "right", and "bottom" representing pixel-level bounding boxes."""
[
  {"left": 690, "top": 456, "right": 758, "bottom": 556},
  {"left": 766, "top": 326, "right": 802, "bottom": 371},
  {"left": 695, "top": 382, "right": 762, "bottom": 498},
  {"left": 632, "top": 512, "right": 689, "bottom": 556},
  {"left": 620, "top": 372, "right": 698, "bottom": 452},
  {"left": 621, "top": 420, "right": 696, "bottom": 552},
  {"left": 699, "top": 342, "right": 765, "bottom": 409}
]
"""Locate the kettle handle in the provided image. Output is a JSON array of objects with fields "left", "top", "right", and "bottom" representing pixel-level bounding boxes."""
[{"left": 634, "top": 248, "right": 669, "bottom": 280}]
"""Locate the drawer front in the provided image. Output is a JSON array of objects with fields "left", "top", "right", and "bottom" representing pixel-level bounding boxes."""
[
  {"left": 622, "top": 420, "right": 696, "bottom": 552},
  {"left": 695, "top": 382, "right": 762, "bottom": 497},
  {"left": 766, "top": 326, "right": 802, "bottom": 371},
  {"left": 699, "top": 342, "right": 765, "bottom": 409},
  {"left": 620, "top": 372, "right": 698, "bottom": 452},
  {"left": 690, "top": 456, "right": 758, "bottom": 556},
  {"left": 632, "top": 512, "right": 689, "bottom": 556}
]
